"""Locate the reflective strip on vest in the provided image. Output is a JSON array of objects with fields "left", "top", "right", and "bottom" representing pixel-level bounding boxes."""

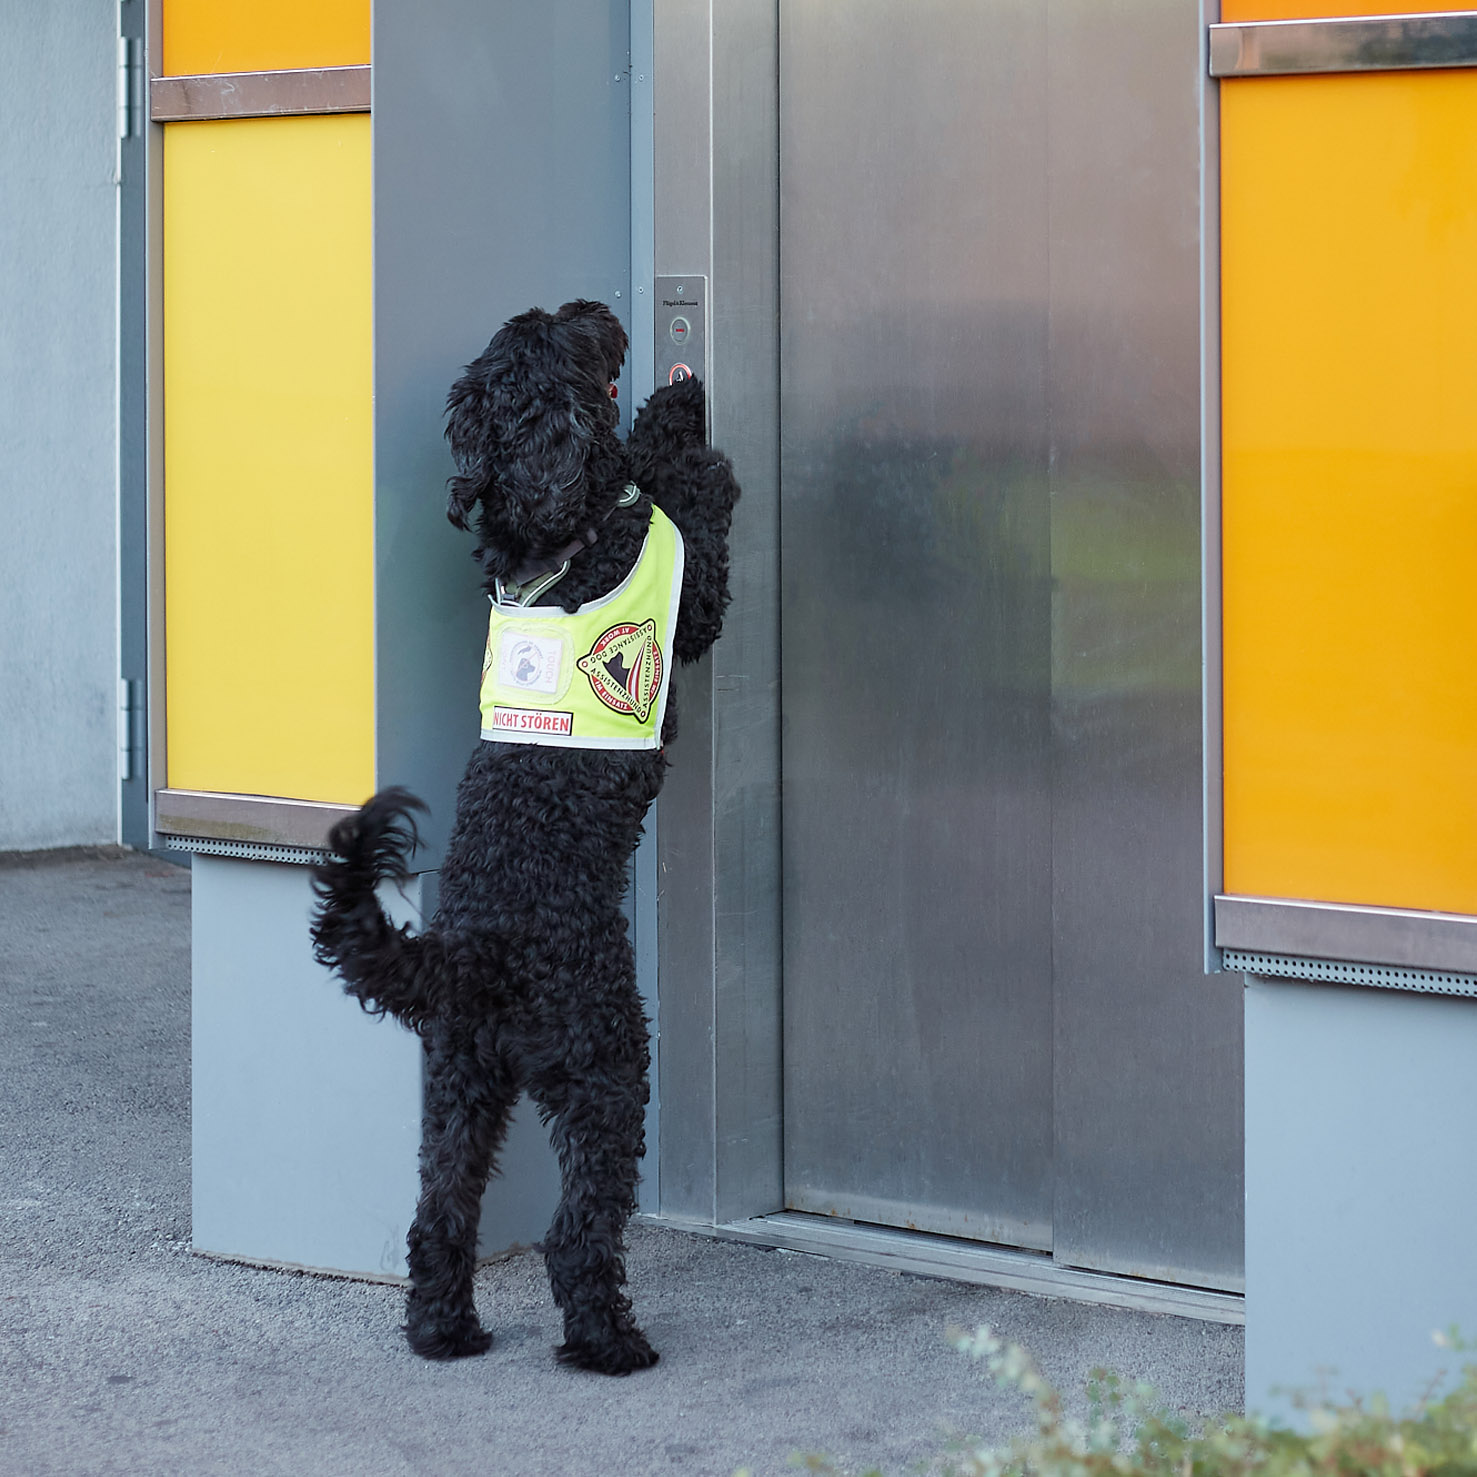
[{"left": 478, "top": 506, "right": 685, "bottom": 750}]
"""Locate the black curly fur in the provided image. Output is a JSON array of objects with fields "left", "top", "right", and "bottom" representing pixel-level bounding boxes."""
[
  {"left": 310, "top": 300, "right": 738, "bottom": 1375},
  {"left": 309, "top": 788, "right": 445, "bottom": 1033}
]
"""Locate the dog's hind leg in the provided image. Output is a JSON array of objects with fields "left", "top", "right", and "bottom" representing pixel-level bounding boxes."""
[
  {"left": 403, "top": 1019, "right": 518, "bottom": 1360},
  {"left": 529, "top": 992, "right": 657, "bottom": 1375}
]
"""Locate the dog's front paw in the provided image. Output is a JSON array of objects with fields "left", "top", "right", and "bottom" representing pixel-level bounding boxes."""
[
  {"left": 556, "top": 1324, "right": 659, "bottom": 1376},
  {"left": 632, "top": 376, "right": 706, "bottom": 447},
  {"left": 405, "top": 1314, "right": 494, "bottom": 1361}
]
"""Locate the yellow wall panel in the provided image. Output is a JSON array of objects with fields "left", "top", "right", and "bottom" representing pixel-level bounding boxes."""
[
  {"left": 164, "top": 115, "right": 374, "bottom": 804},
  {"left": 163, "top": 0, "right": 369, "bottom": 75},
  {"left": 1222, "top": 72, "right": 1477, "bottom": 914}
]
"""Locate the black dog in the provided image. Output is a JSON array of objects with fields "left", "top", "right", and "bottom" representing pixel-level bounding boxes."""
[{"left": 310, "top": 301, "right": 738, "bottom": 1373}]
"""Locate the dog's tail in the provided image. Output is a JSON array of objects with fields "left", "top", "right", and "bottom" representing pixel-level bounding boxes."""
[{"left": 310, "top": 787, "right": 442, "bottom": 1032}]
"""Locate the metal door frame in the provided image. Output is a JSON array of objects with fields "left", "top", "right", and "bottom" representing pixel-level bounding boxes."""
[
  {"left": 651, "top": 0, "right": 784, "bottom": 1227},
  {"left": 120, "top": 0, "right": 151, "bottom": 849}
]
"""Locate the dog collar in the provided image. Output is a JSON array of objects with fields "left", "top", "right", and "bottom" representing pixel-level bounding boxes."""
[{"left": 494, "top": 483, "right": 642, "bottom": 607}]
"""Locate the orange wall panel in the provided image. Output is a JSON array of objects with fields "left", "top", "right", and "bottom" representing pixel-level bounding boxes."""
[
  {"left": 1221, "top": 71, "right": 1477, "bottom": 915},
  {"left": 163, "top": 0, "right": 369, "bottom": 75}
]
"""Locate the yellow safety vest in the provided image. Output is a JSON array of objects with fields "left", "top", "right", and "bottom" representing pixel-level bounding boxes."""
[{"left": 478, "top": 506, "right": 684, "bottom": 749}]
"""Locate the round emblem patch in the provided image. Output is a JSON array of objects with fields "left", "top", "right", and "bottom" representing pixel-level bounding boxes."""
[{"left": 577, "top": 620, "right": 663, "bottom": 723}]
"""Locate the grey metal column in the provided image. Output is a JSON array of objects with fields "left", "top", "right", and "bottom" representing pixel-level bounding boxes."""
[
  {"left": 1047, "top": 0, "right": 1243, "bottom": 1289},
  {"left": 374, "top": 0, "right": 636, "bottom": 1248}
]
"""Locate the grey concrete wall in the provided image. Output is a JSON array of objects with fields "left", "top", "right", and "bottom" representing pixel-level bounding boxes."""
[
  {"left": 1246, "top": 976, "right": 1477, "bottom": 1418},
  {"left": 0, "top": 3, "right": 119, "bottom": 850}
]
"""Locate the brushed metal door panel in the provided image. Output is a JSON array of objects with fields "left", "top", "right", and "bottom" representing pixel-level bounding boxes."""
[{"left": 779, "top": 0, "right": 1055, "bottom": 1250}]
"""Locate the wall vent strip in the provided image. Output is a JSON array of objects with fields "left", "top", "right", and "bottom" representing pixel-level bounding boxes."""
[
  {"left": 162, "top": 836, "right": 332, "bottom": 866},
  {"left": 1222, "top": 950, "right": 1477, "bottom": 1000}
]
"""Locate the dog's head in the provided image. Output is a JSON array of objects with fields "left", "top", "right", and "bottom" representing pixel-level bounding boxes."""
[{"left": 444, "top": 300, "right": 629, "bottom": 573}]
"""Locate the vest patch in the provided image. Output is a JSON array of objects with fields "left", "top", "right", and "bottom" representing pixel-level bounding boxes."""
[
  {"left": 488, "top": 706, "right": 574, "bottom": 737},
  {"left": 499, "top": 631, "right": 566, "bottom": 696},
  {"left": 578, "top": 620, "right": 663, "bottom": 723}
]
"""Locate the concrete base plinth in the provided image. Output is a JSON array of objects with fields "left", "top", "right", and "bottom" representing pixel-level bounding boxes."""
[{"left": 1246, "top": 975, "right": 1477, "bottom": 1417}]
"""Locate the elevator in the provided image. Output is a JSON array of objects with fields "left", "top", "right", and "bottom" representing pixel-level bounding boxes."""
[{"left": 652, "top": 0, "right": 1243, "bottom": 1298}]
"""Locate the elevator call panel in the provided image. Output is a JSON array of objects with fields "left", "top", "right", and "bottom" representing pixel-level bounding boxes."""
[{"left": 654, "top": 275, "right": 706, "bottom": 390}]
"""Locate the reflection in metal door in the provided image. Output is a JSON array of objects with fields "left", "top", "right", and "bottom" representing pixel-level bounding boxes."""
[
  {"left": 780, "top": 1, "right": 1053, "bottom": 1249},
  {"left": 778, "top": 0, "right": 1244, "bottom": 1287}
]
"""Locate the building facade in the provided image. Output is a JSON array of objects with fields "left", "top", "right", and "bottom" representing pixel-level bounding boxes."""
[{"left": 11, "top": 0, "right": 1477, "bottom": 1412}]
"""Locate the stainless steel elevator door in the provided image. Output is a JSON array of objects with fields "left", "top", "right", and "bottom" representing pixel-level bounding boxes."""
[
  {"left": 779, "top": 0, "right": 1055, "bottom": 1249},
  {"left": 776, "top": 0, "right": 1243, "bottom": 1288}
]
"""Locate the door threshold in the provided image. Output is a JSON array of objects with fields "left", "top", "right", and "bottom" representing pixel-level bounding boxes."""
[{"left": 641, "top": 1210, "right": 1244, "bottom": 1326}]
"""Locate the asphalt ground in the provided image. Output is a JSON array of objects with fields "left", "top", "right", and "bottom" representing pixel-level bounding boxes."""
[{"left": 0, "top": 850, "right": 1243, "bottom": 1476}]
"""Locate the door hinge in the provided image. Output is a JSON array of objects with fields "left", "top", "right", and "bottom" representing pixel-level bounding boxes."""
[
  {"left": 118, "top": 677, "right": 142, "bottom": 783},
  {"left": 117, "top": 36, "right": 143, "bottom": 142}
]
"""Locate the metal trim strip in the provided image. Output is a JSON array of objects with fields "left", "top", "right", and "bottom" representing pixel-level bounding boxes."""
[
  {"left": 1200, "top": 5, "right": 1225, "bottom": 973},
  {"left": 150, "top": 66, "right": 371, "bottom": 122},
  {"left": 646, "top": 1213, "right": 1245, "bottom": 1324},
  {"left": 145, "top": 0, "right": 167, "bottom": 849},
  {"left": 1215, "top": 893, "right": 1477, "bottom": 975},
  {"left": 1209, "top": 12, "right": 1477, "bottom": 77},
  {"left": 154, "top": 788, "right": 356, "bottom": 849}
]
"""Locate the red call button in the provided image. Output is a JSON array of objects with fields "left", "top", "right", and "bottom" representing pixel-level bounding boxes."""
[{"left": 669, "top": 363, "right": 693, "bottom": 384}]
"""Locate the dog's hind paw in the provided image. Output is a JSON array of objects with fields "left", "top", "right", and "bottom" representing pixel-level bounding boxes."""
[
  {"left": 556, "top": 1325, "right": 659, "bottom": 1376},
  {"left": 404, "top": 1317, "right": 494, "bottom": 1361}
]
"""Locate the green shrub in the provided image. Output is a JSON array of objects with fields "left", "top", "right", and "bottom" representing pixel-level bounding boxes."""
[{"left": 756, "top": 1326, "right": 1477, "bottom": 1477}]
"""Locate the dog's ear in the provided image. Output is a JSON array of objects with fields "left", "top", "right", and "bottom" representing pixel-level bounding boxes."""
[
  {"left": 444, "top": 372, "right": 498, "bottom": 530},
  {"left": 446, "top": 479, "right": 480, "bottom": 532}
]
